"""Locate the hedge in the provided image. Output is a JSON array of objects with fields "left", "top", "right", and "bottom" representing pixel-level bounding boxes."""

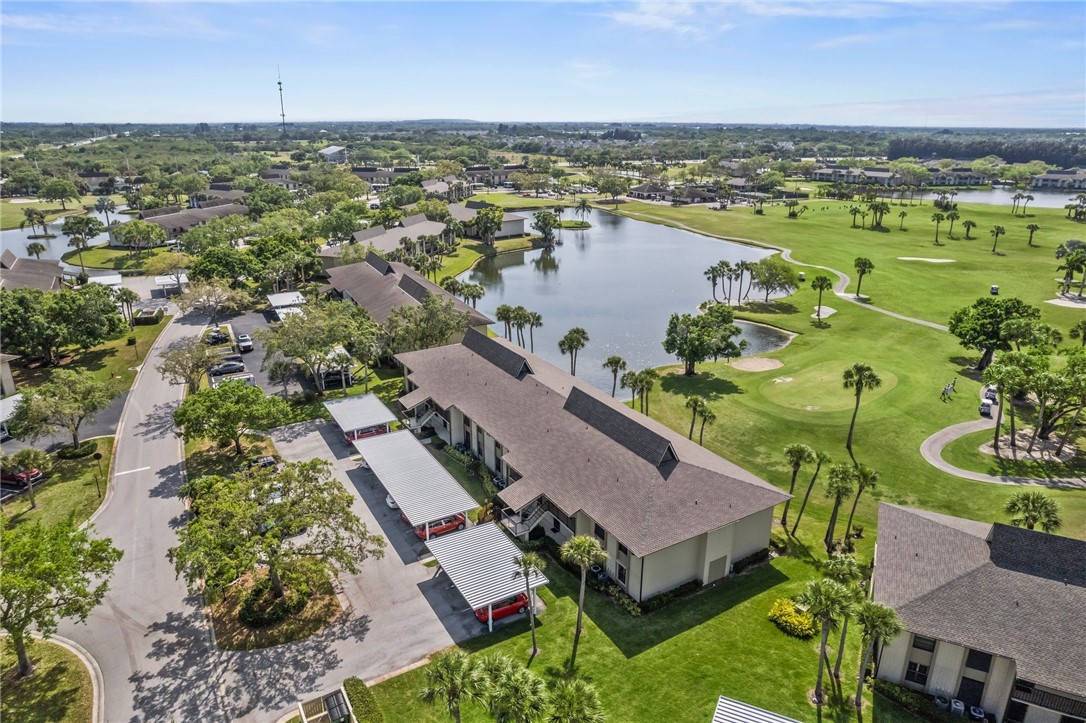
[
  {"left": 343, "top": 677, "right": 384, "bottom": 723},
  {"left": 871, "top": 679, "right": 963, "bottom": 723}
]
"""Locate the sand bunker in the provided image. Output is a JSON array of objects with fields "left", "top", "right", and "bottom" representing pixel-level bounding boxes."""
[
  {"left": 732, "top": 357, "right": 784, "bottom": 372},
  {"left": 1045, "top": 297, "right": 1086, "bottom": 309},
  {"left": 811, "top": 306, "right": 837, "bottom": 319},
  {"left": 897, "top": 257, "right": 956, "bottom": 263}
]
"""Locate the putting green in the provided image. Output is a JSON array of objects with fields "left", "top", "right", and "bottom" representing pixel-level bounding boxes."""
[{"left": 759, "top": 360, "right": 898, "bottom": 412}]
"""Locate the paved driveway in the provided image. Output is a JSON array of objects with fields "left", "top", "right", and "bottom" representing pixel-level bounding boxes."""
[{"left": 219, "top": 309, "right": 314, "bottom": 397}]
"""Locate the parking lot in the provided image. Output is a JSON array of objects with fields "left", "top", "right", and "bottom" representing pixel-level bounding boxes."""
[{"left": 216, "top": 309, "right": 314, "bottom": 397}]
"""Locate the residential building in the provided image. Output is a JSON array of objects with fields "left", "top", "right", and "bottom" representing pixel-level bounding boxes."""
[
  {"left": 0, "top": 353, "right": 21, "bottom": 440},
  {"left": 447, "top": 201, "right": 527, "bottom": 239},
  {"left": 1031, "top": 168, "right": 1086, "bottom": 190},
  {"left": 258, "top": 168, "right": 302, "bottom": 192},
  {"left": 317, "top": 145, "right": 348, "bottom": 164},
  {"left": 421, "top": 175, "right": 472, "bottom": 202},
  {"left": 351, "top": 167, "right": 420, "bottom": 190},
  {"left": 464, "top": 164, "right": 528, "bottom": 187},
  {"left": 111, "top": 202, "right": 249, "bottom": 243},
  {"left": 811, "top": 166, "right": 902, "bottom": 187},
  {"left": 628, "top": 182, "right": 671, "bottom": 200},
  {"left": 0, "top": 249, "right": 68, "bottom": 291},
  {"left": 395, "top": 331, "right": 789, "bottom": 603},
  {"left": 667, "top": 186, "right": 717, "bottom": 204},
  {"left": 321, "top": 214, "right": 450, "bottom": 268},
  {"left": 872, "top": 503, "right": 1086, "bottom": 723},
  {"left": 326, "top": 252, "right": 492, "bottom": 331},
  {"left": 925, "top": 166, "right": 989, "bottom": 187}
]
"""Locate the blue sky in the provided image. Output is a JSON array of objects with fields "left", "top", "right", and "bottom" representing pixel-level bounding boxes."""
[{"left": 2, "top": 1, "right": 1084, "bottom": 127}]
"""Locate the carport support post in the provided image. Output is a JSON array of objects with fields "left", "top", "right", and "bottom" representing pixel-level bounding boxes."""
[
  {"left": 425, "top": 521, "right": 431, "bottom": 541},
  {"left": 488, "top": 603, "right": 493, "bottom": 633}
]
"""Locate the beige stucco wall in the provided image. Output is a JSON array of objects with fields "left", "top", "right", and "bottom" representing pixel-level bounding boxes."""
[
  {"left": 729, "top": 508, "right": 774, "bottom": 563},
  {"left": 928, "top": 641, "right": 966, "bottom": 698},
  {"left": 1, "top": 361, "right": 15, "bottom": 398},
  {"left": 877, "top": 634, "right": 910, "bottom": 685},
  {"left": 981, "top": 656, "right": 1015, "bottom": 720},
  {"left": 1024, "top": 706, "right": 1065, "bottom": 723},
  {"left": 640, "top": 536, "right": 702, "bottom": 600},
  {"left": 449, "top": 408, "right": 465, "bottom": 446}
]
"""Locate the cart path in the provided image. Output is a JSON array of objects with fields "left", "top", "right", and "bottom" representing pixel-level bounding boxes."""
[{"left": 616, "top": 207, "right": 950, "bottom": 332}]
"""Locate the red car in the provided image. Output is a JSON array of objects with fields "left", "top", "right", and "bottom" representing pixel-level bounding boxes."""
[
  {"left": 401, "top": 511, "right": 467, "bottom": 539},
  {"left": 475, "top": 593, "right": 529, "bottom": 624},
  {"left": 0, "top": 465, "right": 43, "bottom": 488}
]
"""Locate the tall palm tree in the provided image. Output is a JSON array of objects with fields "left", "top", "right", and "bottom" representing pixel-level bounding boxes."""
[
  {"left": 781, "top": 443, "right": 815, "bottom": 528},
  {"left": 790, "top": 451, "right": 829, "bottom": 537},
  {"left": 576, "top": 197, "right": 591, "bottom": 223},
  {"left": 717, "top": 260, "right": 735, "bottom": 303},
  {"left": 854, "top": 601, "right": 903, "bottom": 707},
  {"left": 420, "top": 649, "right": 483, "bottom": 723},
  {"left": 685, "top": 395, "right": 707, "bottom": 439},
  {"left": 560, "top": 535, "right": 607, "bottom": 672},
  {"left": 897, "top": 210, "right": 907, "bottom": 230},
  {"left": 843, "top": 464, "right": 878, "bottom": 541},
  {"left": 1012, "top": 192, "right": 1024, "bottom": 214},
  {"left": 990, "top": 225, "right": 1006, "bottom": 254},
  {"left": 1004, "top": 490, "right": 1062, "bottom": 532},
  {"left": 620, "top": 370, "right": 639, "bottom": 406},
  {"left": 704, "top": 264, "right": 720, "bottom": 301},
  {"left": 558, "top": 327, "right": 589, "bottom": 376},
  {"left": 823, "top": 553, "right": 864, "bottom": 680},
  {"left": 696, "top": 406, "right": 716, "bottom": 445},
  {"left": 637, "top": 368, "right": 659, "bottom": 415},
  {"left": 946, "top": 210, "right": 960, "bottom": 238},
  {"left": 113, "top": 287, "right": 140, "bottom": 328},
  {"left": 1021, "top": 194, "right": 1035, "bottom": 214},
  {"left": 25, "top": 241, "right": 47, "bottom": 259},
  {"left": 94, "top": 196, "right": 117, "bottom": 226},
  {"left": 811, "top": 275, "right": 833, "bottom": 322},
  {"left": 853, "top": 257, "right": 874, "bottom": 298},
  {"left": 797, "top": 578, "right": 852, "bottom": 705},
  {"left": 495, "top": 304, "right": 514, "bottom": 340},
  {"left": 843, "top": 363, "right": 881, "bottom": 458},
  {"left": 962, "top": 219, "right": 976, "bottom": 239},
  {"left": 511, "top": 305, "right": 530, "bottom": 347},
  {"left": 19, "top": 208, "right": 48, "bottom": 237},
  {"left": 548, "top": 678, "right": 606, "bottom": 723},
  {"left": 849, "top": 205, "right": 861, "bottom": 228},
  {"left": 823, "top": 463, "right": 856, "bottom": 553},
  {"left": 513, "top": 552, "right": 547, "bottom": 656},
  {"left": 930, "top": 212, "right": 945, "bottom": 244},
  {"left": 1025, "top": 223, "right": 1040, "bottom": 247},
  {"left": 526, "top": 311, "right": 542, "bottom": 352},
  {"left": 602, "top": 355, "right": 627, "bottom": 397}
]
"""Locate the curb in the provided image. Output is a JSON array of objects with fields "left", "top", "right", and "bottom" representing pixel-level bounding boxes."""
[{"left": 36, "top": 633, "right": 105, "bottom": 723}]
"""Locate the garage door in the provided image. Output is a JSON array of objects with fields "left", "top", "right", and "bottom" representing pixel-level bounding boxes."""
[{"left": 707, "top": 555, "right": 730, "bottom": 583}]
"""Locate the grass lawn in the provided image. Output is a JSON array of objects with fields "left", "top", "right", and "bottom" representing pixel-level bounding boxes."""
[
  {"left": 439, "top": 236, "right": 539, "bottom": 279},
  {"left": 559, "top": 219, "right": 591, "bottom": 229},
  {"left": 374, "top": 549, "right": 883, "bottom": 723},
  {"left": 281, "top": 366, "right": 406, "bottom": 424},
  {"left": 467, "top": 191, "right": 571, "bottom": 210},
  {"left": 209, "top": 564, "right": 340, "bottom": 651},
  {"left": 0, "top": 194, "right": 124, "bottom": 231},
  {"left": 941, "top": 426, "right": 1086, "bottom": 480},
  {"left": 184, "top": 435, "right": 278, "bottom": 479},
  {"left": 62, "top": 243, "right": 172, "bottom": 271},
  {"left": 1, "top": 637, "right": 93, "bottom": 723},
  {"left": 12, "top": 318, "right": 172, "bottom": 392},
  {"left": 609, "top": 198, "right": 1086, "bottom": 333},
  {"left": 3, "top": 437, "right": 115, "bottom": 530}
]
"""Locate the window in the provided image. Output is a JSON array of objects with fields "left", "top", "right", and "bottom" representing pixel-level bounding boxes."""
[
  {"left": 1014, "top": 681, "right": 1035, "bottom": 695},
  {"left": 495, "top": 442, "right": 504, "bottom": 461},
  {"left": 594, "top": 523, "right": 606, "bottom": 541},
  {"left": 911, "top": 635, "right": 936, "bottom": 652},
  {"left": 1005, "top": 701, "right": 1029, "bottom": 723},
  {"left": 617, "top": 543, "right": 628, "bottom": 557},
  {"left": 965, "top": 649, "right": 992, "bottom": 673},
  {"left": 617, "top": 563, "right": 627, "bottom": 584},
  {"left": 905, "top": 662, "right": 929, "bottom": 686}
]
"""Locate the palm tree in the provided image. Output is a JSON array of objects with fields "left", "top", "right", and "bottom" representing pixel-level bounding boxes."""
[
  {"left": 25, "top": 241, "right": 47, "bottom": 259},
  {"left": 849, "top": 206, "right": 861, "bottom": 228},
  {"left": 843, "top": 464, "right": 878, "bottom": 541},
  {"left": 1026, "top": 223, "right": 1040, "bottom": 247},
  {"left": 797, "top": 579, "right": 852, "bottom": 705},
  {"left": 420, "top": 649, "right": 483, "bottom": 723},
  {"left": 946, "top": 210, "right": 960, "bottom": 238},
  {"left": 685, "top": 395, "right": 707, "bottom": 439},
  {"left": 990, "top": 225, "right": 1006, "bottom": 254},
  {"left": 781, "top": 443, "right": 815, "bottom": 528},
  {"left": 513, "top": 552, "right": 547, "bottom": 656},
  {"left": 558, "top": 327, "right": 589, "bottom": 376},
  {"left": 602, "top": 355, "right": 627, "bottom": 397},
  {"left": 1004, "top": 490, "right": 1062, "bottom": 532},
  {"left": 548, "top": 678, "right": 606, "bottom": 723},
  {"left": 524, "top": 311, "right": 542, "bottom": 352},
  {"left": 511, "top": 305, "right": 530, "bottom": 347},
  {"left": 495, "top": 304, "right": 514, "bottom": 340},
  {"left": 962, "top": 219, "right": 976, "bottom": 239},
  {"left": 637, "top": 368, "right": 659, "bottom": 415},
  {"left": 113, "top": 287, "right": 140, "bottom": 328},
  {"left": 1021, "top": 194, "right": 1035, "bottom": 214},
  {"left": 94, "top": 196, "right": 117, "bottom": 226},
  {"left": 931, "top": 212, "right": 945, "bottom": 244},
  {"left": 696, "top": 406, "right": 716, "bottom": 445},
  {"left": 1012, "top": 192, "right": 1024, "bottom": 214},
  {"left": 717, "top": 261, "right": 735, "bottom": 303},
  {"left": 576, "top": 197, "right": 592, "bottom": 223},
  {"left": 843, "top": 363, "right": 881, "bottom": 458},
  {"left": 704, "top": 264, "right": 720, "bottom": 301},
  {"left": 853, "top": 257, "right": 874, "bottom": 298},
  {"left": 560, "top": 535, "right": 607, "bottom": 672},
  {"left": 620, "top": 370, "right": 639, "bottom": 406},
  {"left": 854, "top": 601, "right": 903, "bottom": 707},
  {"left": 823, "top": 463, "right": 855, "bottom": 553},
  {"left": 811, "top": 275, "right": 833, "bottom": 322},
  {"left": 897, "top": 210, "right": 907, "bottom": 230},
  {"left": 823, "top": 553, "right": 864, "bottom": 680},
  {"left": 19, "top": 208, "right": 48, "bottom": 237},
  {"left": 790, "top": 451, "right": 829, "bottom": 537},
  {"left": 504, "top": 666, "right": 549, "bottom": 723}
]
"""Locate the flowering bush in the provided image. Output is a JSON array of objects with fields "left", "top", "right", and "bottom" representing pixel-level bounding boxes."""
[{"left": 768, "top": 598, "right": 816, "bottom": 639}]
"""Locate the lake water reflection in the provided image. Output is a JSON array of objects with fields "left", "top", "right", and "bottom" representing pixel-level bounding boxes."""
[{"left": 460, "top": 211, "right": 793, "bottom": 392}]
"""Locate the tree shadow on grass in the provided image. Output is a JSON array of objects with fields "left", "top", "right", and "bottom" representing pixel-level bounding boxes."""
[
  {"left": 1, "top": 643, "right": 83, "bottom": 723},
  {"left": 660, "top": 370, "right": 741, "bottom": 398},
  {"left": 739, "top": 300, "right": 799, "bottom": 315},
  {"left": 948, "top": 356, "right": 983, "bottom": 381}
]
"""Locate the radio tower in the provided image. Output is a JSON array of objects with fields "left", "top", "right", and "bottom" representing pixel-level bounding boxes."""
[{"left": 277, "top": 66, "right": 287, "bottom": 137}]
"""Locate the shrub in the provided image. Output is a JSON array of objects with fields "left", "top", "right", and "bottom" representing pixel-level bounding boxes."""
[
  {"left": 466, "top": 456, "right": 487, "bottom": 480},
  {"left": 853, "top": 524, "right": 865, "bottom": 539},
  {"left": 238, "top": 572, "right": 311, "bottom": 628},
  {"left": 733, "top": 548, "right": 770, "bottom": 575},
  {"left": 871, "top": 679, "right": 961, "bottom": 723},
  {"left": 768, "top": 598, "right": 816, "bottom": 639},
  {"left": 640, "top": 579, "right": 702, "bottom": 613},
  {"left": 606, "top": 584, "right": 642, "bottom": 617},
  {"left": 444, "top": 448, "right": 473, "bottom": 467},
  {"left": 57, "top": 439, "right": 98, "bottom": 459},
  {"left": 343, "top": 677, "right": 384, "bottom": 723}
]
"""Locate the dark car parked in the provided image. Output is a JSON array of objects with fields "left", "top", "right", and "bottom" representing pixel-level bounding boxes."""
[
  {"left": 205, "top": 330, "right": 231, "bottom": 345},
  {"left": 210, "top": 361, "right": 247, "bottom": 376}
]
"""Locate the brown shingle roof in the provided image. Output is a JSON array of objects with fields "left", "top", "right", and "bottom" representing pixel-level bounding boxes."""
[
  {"left": 396, "top": 332, "right": 788, "bottom": 558},
  {"left": 0, "top": 251, "right": 66, "bottom": 291},
  {"left": 873, "top": 503, "right": 1086, "bottom": 697}
]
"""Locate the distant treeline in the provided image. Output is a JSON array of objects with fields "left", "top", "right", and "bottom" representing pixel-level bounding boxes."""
[{"left": 888, "top": 137, "right": 1086, "bottom": 168}]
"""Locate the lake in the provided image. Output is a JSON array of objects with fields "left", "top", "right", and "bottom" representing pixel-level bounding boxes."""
[
  {"left": 900, "top": 187, "right": 1075, "bottom": 208},
  {"left": 459, "top": 211, "right": 793, "bottom": 392},
  {"left": 0, "top": 204, "right": 131, "bottom": 267}
]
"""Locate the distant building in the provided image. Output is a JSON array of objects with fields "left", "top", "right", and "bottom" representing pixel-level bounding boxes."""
[
  {"left": 628, "top": 182, "right": 671, "bottom": 200},
  {"left": 421, "top": 175, "right": 471, "bottom": 202},
  {"left": 464, "top": 164, "right": 528, "bottom": 187},
  {"left": 109, "top": 203, "right": 249, "bottom": 243},
  {"left": 811, "top": 166, "right": 901, "bottom": 187},
  {"left": 0, "top": 249, "right": 68, "bottom": 291},
  {"left": 1031, "top": 168, "right": 1086, "bottom": 190},
  {"left": 317, "top": 145, "right": 348, "bottom": 163},
  {"left": 321, "top": 214, "right": 450, "bottom": 268},
  {"left": 447, "top": 201, "right": 527, "bottom": 239}
]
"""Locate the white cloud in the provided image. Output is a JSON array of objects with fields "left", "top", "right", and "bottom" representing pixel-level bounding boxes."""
[
  {"left": 1, "top": 5, "right": 232, "bottom": 39},
  {"left": 812, "top": 33, "right": 877, "bottom": 48},
  {"left": 606, "top": 1, "right": 708, "bottom": 35}
]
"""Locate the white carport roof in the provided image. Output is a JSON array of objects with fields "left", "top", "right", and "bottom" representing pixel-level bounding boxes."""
[
  {"left": 352, "top": 430, "right": 477, "bottom": 526},
  {"left": 88, "top": 273, "right": 123, "bottom": 288},
  {"left": 323, "top": 393, "right": 396, "bottom": 433},
  {"left": 711, "top": 697, "right": 799, "bottom": 723},
  {"left": 153, "top": 274, "right": 188, "bottom": 286},
  {"left": 1, "top": 393, "right": 24, "bottom": 423},
  {"left": 425, "top": 522, "right": 548, "bottom": 610},
  {"left": 267, "top": 291, "right": 305, "bottom": 308}
]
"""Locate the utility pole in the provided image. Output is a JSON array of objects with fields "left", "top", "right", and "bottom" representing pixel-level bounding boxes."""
[{"left": 277, "top": 65, "right": 287, "bottom": 138}]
